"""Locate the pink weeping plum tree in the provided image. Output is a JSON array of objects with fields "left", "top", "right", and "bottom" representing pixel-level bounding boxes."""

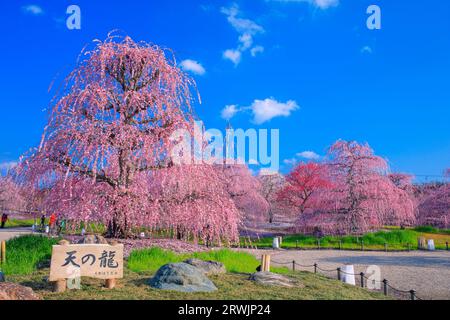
[
  {"left": 325, "top": 140, "right": 416, "bottom": 233},
  {"left": 219, "top": 164, "right": 269, "bottom": 227},
  {"left": 19, "top": 34, "right": 241, "bottom": 242},
  {"left": 416, "top": 169, "right": 450, "bottom": 228},
  {"left": 0, "top": 175, "right": 25, "bottom": 213}
]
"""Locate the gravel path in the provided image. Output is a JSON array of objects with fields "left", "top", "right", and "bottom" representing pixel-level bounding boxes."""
[
  {"left": 0, "top": 227, "right": 33, "bottom": 242},
  {"left": 239, "top": 249, "right": 450, "bottom": 300}
]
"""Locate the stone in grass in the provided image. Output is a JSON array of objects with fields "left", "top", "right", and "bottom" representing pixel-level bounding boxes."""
[
  {"left": 149, "top": 263, "right": 218, "bottom": 293},
  {"left": 0, "top": 283, "right": 41, "bottom": 300},
  {"left": 249, "top": 272, "right": 300, "bottom": 288},
  {"left": 77, "top": 234, "right": 109, "bottom": 245},
  {"left": 184, "top": 258, "right": 226, "bottom": 276}
]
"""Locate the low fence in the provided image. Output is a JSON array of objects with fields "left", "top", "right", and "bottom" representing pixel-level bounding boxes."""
[{"left": 269, "top": 257, "right": 423, "bottom": 301}]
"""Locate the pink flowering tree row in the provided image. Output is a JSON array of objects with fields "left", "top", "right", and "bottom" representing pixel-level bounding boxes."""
[{"left": 278, "top": 140, "right": 417, "bottom": 235}]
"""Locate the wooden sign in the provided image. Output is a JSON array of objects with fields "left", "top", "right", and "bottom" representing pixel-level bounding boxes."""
[{"left": 49, "top": 243, "right": 124, "bottom": 282}]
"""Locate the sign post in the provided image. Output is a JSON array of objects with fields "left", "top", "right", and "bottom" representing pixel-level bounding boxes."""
[{"left": 50, "top": 239, "right": 124, "bottom": 292}]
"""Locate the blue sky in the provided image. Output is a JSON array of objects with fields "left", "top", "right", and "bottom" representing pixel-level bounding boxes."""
[{"left": 0, "top": 0, "right": 449, "bottom": 181}]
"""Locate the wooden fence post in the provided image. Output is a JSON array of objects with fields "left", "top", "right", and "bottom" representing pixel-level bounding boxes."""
[
  {"left": 261, "top": 254, "right": 271, "bottom": 272},
  {"left": 383, "top": 279, "right": 388, "bottom": 296},
  {"left": 105, "top": 240, "right": 119, "bottom": 289},
  {"left": 53, "top": 240, "right": 70, "bottom": 293},
  {"left": 292, "top": 260, "right": 296, "bottom": 272},
  {"left": 384, "top": 243, "right": 388, "bottom": 252},
  {"left": 1, "top": 241, "right": 6, "bottom": 264},
  {"left": 418, "top": 237, "right": 426, "bottom": 250}
]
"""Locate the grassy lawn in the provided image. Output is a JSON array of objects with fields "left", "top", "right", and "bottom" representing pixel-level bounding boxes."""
[
  {"left": 128, "top": 247, "right": 289, "bottom": 274},
  {"left": 7, "top": 268, "right": 387, "bottom": 300},
  {"left": 242, "top": 228, "right": 450, "bottom": 251},
  {"left": 1, "top": 235, "right": 388, "bottom": 300},
  {"left": 0, "top": 235, "right": 60, "bottom": 275},
  {"left": 3, "top": 218, "right": 35, "bottom": 228}
]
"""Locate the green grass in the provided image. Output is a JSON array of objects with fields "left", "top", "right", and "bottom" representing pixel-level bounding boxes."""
[
  {"left": 0, "top": 235, "right": 60, "bottom": 275},
  {"left": 3, "top": 236, "right": 388, "bottom": 300},
  {"left": 242, "top": 228, "right": 450, "bottom": 251},
  {"left": 127, "top": 247, "right": 288, "bottom": 274},
  {"left": 8, "top": 268, "right": 388, "bottom": 300},
  {"left": 4, "top": 219, "right": 35, "bottom": 228},
  {"left": 413, "top": 226, "right": 450, "bottom": 235}
]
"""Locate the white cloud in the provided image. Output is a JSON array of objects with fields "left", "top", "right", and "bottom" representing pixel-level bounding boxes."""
[
  {"left": 221, "top": 104, "right": 240, "bottom": 121},
  {"left": 22, "top": 4, "right": 44, "bottom": 15},
  {"left": 221, "top": 4, "right": 265, "bottom": 65},
  {"left": 283, "top": 158, "right": 298, "bottom": 166},
  {"left": 250, "top": 46, "right": 265, "bottom": 57},
  {"left": 0, "top": 161, "right": 18, "bottom": 170},
  {"left": 250, "top": 98, "right": 299, "bottom": 124},
  {"left": 223, "top": 49, "right": 242, "bottom": 66},
  {"left": 360, "top": 46, "right": 373, "bottom": 54},
  {"left": 313, "top": 0, "right": 339, "bottom": 9},
  {"left": 238, "top": 33, "right": 253, "bottom": 50},
  {"left": 221, "top": 98, "right": 299, "bottom": 124},
  {"left": 297, "top": 151, "right": 321, "bottom": 160},
  {"left": 179, "top": 59, "right": 206, "bottom": 75},
  {"left": 270, "top": 0, "right": 339, "bottom": 9},
  {"left": 221, "top": 4, "right": 264, "bottom": 36}
]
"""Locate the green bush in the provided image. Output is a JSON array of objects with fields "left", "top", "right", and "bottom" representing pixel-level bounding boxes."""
[{"left": 1, "top": 235, "right": 59, "bottom": 275}]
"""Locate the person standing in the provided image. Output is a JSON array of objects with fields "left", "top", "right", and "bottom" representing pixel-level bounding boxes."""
[
  {"left": 1, "top": 213, "right": 8, "bottom": 228},
  {"left": 40, "top": 213, "right": 46, "bottom": 232},
  {"left": 49, "top": 213, "right": 56, "bottom": 234}
]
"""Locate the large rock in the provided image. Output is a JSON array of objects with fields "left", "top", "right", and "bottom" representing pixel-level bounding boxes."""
[
  {"left": 184, "top": 258, "right": 226, "bottom": 275},
  {"left": 77, "top": 234, "right": 109, "bottom": 244},
  {"left": 0, "top": 283, "right": 41, "bottom": 300},
  {"left": 249, "top": 272, "right": 299, "bottom": 288},
  {"left": 149, "top": 263, "right": 218, "bottom": 292}
]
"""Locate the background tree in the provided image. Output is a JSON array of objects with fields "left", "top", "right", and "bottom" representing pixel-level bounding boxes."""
[
  {"left": 277, "top": 162, "right": 333, "bottom": 216},
  {"left": 19, "top": 34, "right": 241, "bottom": 241},
  {"left": 220, "top": 165, "right": 269, "bottom": 227},
  {"left": 417, "top": 184, "right": 450, "bottom": 228},
  {"left": 0, "top": 175, "right": 25, "bottom": 213},
  {"left": 258, "top": 172, "right": 286, "bottom": 223},
  {"left": 388, "top": 173, "right": 414, "bottom": 191}
]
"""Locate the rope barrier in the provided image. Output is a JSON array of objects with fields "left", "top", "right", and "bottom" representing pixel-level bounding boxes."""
[
  {"left": 260, "top": 254, "right": 422, "bottom": 300},
  {"left": 292, "top": 261, "right": 420, "bottom": 300}
]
